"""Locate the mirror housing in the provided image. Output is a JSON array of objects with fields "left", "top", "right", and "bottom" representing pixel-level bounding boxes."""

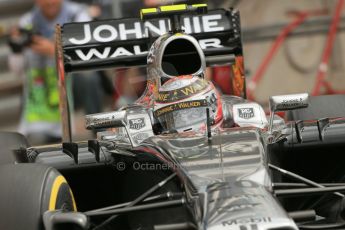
[
  {"left": 85, "top": 111, "right": 126, "bottom": 130},
  {"left": 85, "top": 108, "right": 154, "bottom": 147},
  {"left": 269, "top": 93, "right": 309, "bottom": 112},
  {"left": 268, "top": 93, "right": 309, "bottom": 133}
]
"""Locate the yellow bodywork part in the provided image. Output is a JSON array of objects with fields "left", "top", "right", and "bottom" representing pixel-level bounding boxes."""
[{"left": 140, "top": 3, "right": 207, "bottom": 19}]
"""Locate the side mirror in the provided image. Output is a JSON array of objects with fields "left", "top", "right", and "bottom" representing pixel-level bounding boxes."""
[
  {"left": 85, "top": 111, "right": 127, "bottom": 129},
  {"left": 268, "top": 93, "right": 309, "bottom": 133},
  {"left": 85, "top": 108, "right": 154, "bottom": 147}
]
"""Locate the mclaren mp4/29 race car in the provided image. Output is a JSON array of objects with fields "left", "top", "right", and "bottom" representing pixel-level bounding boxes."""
[{"left": 2, "top": 4, "right": 345, "bottom": 230}]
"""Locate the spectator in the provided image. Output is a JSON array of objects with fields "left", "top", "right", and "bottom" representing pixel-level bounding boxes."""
[{"left": 8, "top": 0, "right": 91, "bottom": 144}]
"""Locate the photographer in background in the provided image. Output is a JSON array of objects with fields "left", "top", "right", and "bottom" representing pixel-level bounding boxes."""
[{"left": 8, "top": 0, "right": 91, "bottom": 144}]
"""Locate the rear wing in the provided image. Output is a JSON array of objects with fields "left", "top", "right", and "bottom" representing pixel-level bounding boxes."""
[
  {"left": 58, "top": 8, "right": 243, "bottom": 72},
  {"left": 55, "top": 7, "right": 245, "bottom": 142}
]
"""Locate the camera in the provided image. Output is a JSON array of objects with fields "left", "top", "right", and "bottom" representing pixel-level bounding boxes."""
[{"left": 7, "top": 28, "right": 34, "bottom": 53}]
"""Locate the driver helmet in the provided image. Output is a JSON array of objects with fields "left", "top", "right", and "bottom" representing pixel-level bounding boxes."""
[{"left": 153, "top": 75, "right": 223, "bottom": 133}]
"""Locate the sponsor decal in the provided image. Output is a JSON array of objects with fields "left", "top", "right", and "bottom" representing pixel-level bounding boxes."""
[
  {"left": 154, "top": 99, "right": 208, "bottom": 117},
  {"left": 132, "top": 132, "right": 150, "bottom": 142},
  {"left": 74, "top": 45, "right": 148, "bottom": 61},
  {"left": 238, "top": 108, "right": 255, "bottom": 119},
  {"left": 62, "top": 10, "right": 231, "bottom": 61},
  {"left": 239, "top": 224, "right": 258, "bottom": 230},
  {"left": 129, "top": 118, "right": 146, "bottom": 130},
  {"left": 217, "top": 203, "right": 260, "bottom": 213},
  {"left": 66, "top": 14, "right": 228, "bottom": 45},
  {"left": 222, "top": 217, "right": 272, "bottom": 226},
  {"left": 277, "top": 97, "right": 308, "bottom": 110},
  {"left": 156, "top": 79, "right": 208, "bottom": 102},
  {"left": 209, "top": 193, "right": 265, "bottom": 203},
  {"left": 85, "top": 112, "right": 124, "bottom": 129},
  {"left": 72, "top": 38, "right": 223, "bottom": 61}
]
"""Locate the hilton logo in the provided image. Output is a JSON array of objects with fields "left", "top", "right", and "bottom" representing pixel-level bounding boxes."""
[
  {"left": 238, "top": 108, "right": 255, "bottom": 119},
  {"left": 129, "top": 118, "right": 145, "bottom": 130}
]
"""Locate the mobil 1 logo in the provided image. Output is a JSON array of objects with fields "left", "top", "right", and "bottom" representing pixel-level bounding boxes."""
[
  {"left": 222, "top": 217, "right": 271, "bottom": 230},
  {"left": 129, "top": 118, "right": 145, "bottom": 130},
  {"left": 238, "top": 108, "right": 255, "bottom": 119}
]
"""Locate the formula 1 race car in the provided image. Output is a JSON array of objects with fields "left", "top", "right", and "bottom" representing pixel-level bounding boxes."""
[{"left": 1, "top": 4, "right": 345, "bottom": 230}]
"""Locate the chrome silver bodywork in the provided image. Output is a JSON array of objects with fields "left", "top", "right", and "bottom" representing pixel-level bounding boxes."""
[
  {"left": 144, "top": 129, "right": 297, "bottom": 230},
  {"left": 77, "top": 26, "right": 305, "bottom": 230},
  {"left": 15, "top": 5, "right": 345, "bottom": 230},
  {"left": 83, "top": 93, "right": 297, "bottom": 229}
]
